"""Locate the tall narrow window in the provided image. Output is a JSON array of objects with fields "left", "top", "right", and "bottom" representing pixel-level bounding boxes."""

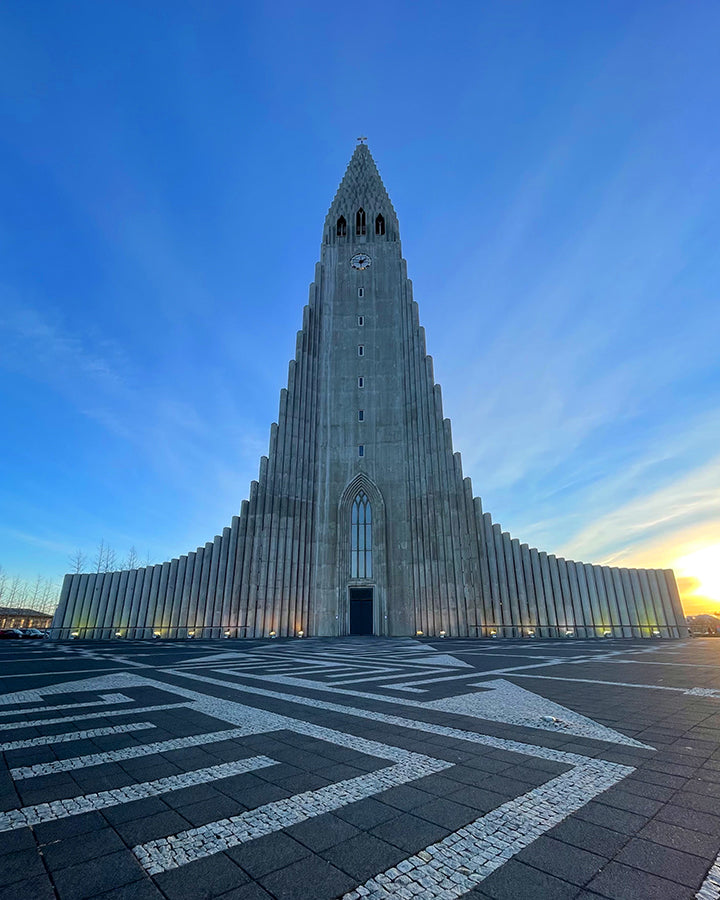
[
  {"left": 358, "top": 376, "right": 364, "bottom": 388},
  {"left": 358, "top": 345, "right": 364, "bottom": 356},
  {"left": 357, "top": 315, "right": 364, "bottom": 326},
  {"left": 358, "top": 409, "right": 364, "bottom": 421},
  {"left": 337, "top": 216, "right": 347, "bottom": 237},
  {"left": 375, "top": 214, "right": 385, "bottom": 236},
  {"left": 351, "top": 492, "right": 372, "bottom": 578},
  {"left": 356, "top": 208, "right": 366, "bottom": 236},
  {"left": 358, "top": 287, "right": 364, "bottom": 298},
  {"left": 358, "top": 444, "right": 365, "bottom": 457}
]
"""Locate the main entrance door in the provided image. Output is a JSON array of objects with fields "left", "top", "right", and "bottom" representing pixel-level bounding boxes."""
[{"left": 349, "top": 587, "right": 374, "bottom": 635}]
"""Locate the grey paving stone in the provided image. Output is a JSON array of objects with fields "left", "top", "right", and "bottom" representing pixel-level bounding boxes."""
[
  {"left": 226, "top": 832, "right": 311, "bottom": 879},
  {"left": 286, "top": 812, "right": 360, "bottom": 852},
  {"left": 154, "top": 853, "right": 250, "bottom": 900},
  {"left": 320, "top": 832, "right": 407, "bottom": 881},
  {"left": 477, "top": 859, "right": 578, "bottom": 900},
  {"left": 114, "top": 809, "right": 192, "bottom": 845},
  {"left": 216, "top": 885, "right": 274, "bottom": 900},
  {"left": 411, "top": 796, "right": 478, "bottom": 830},
  {"left": 636, "top": 819, "right": 720, "bottom": 857},
  {"left": 95, "top": 880, "right": 166, "bottom": 900},
  {"left": 0, "top": 848, "right": 46, "bottom": 887},
  {"left": 548, "top": 817, "right": 630, "bottom": 858},
  {"left": 41, "top": 826, "right": 126, "bottom": 870},
  {"left": 370, "top": 811, "right": 449, "bottom": 852},
  {"left": 334, "top": 797, "right": 400, "bottom": 830},
  {"left": 174, "top": 795, "right": 246, "bottom": 827},
  {"left": 614, "top": 837, "right": 712, "bottom": 888},
  {"left": 258, "top": 854, "right": 356, "bottom": 900},
  {"left": 516, "top": 835, "right": 608, "bottom": 885},
  {"left": 586, "top": 860, "right": 696, "bottom": 900},
  {"left": 53, "top": 849, "right": 145, "bottom": 900},
  {"left": 0, "top": 875, "right": 55, "bottom": 900},
  {"left": 0, "top": 829, "right": 34, "bottom": 857}
]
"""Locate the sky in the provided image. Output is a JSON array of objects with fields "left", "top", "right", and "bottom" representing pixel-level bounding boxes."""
[{"left": 1, "top": 1, "right": 718, "bottom": 615}]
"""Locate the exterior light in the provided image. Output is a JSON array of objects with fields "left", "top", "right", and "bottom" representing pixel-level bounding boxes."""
[
  {"left": 71, "top": 631, "right": 79, "bottom": 638},
  {"left": 527, "top": 630, "right": 536, "bottom": 638},
  {"left": 115, "top": 631, "right": 123, "bottom": 637},
  {"left": 269, "top": 630, "right": 277, "bottom": 638},
  {"left": 153, "top": 631, "right": 161, "bottom": 638},
  {"left": 296, "top": 629, "right": 304, "bottom": 638},
  {"left": 565, "top": 630, "right": 574, "bottom": 637},
  {"left": 439, "top": 630, "right": 446, "bottom": 638},
  {"left": 416, "top": 630, "right": 423, "bottom": 636},
  {"left": 489, "top": 630, "right": 497, "bottom": 638},
  {"left": 603, "top": 630, "right": 612, "bottom": 638},
  {"left": 188, "top": 630, "right": 195, "bottom": 637},
  {"left": 224, "top": 630, "right": 231, "bottom": 638},
  {"left": 652, "top": 629, "right": 661, "bottom": 637}
]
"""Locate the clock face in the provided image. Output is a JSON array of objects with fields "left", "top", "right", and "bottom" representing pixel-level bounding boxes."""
[{"left": 350, "top": 253, "right": 372, "bottom": 270}]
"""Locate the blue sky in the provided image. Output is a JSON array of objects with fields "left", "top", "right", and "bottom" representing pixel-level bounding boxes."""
[{"left": 1, "top": 1, "right": 718, "bottom": 609}]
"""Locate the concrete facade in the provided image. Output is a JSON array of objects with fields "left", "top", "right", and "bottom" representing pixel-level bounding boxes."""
[{"left": 52, "top": 144, "right": 686, "bottom": 639}]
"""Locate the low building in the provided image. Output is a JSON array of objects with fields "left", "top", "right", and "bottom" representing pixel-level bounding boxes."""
[{"left": 0, "top": 607, "right": 53, "bottom": 630}]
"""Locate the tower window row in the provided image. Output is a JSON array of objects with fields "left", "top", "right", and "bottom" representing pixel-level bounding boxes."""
[{"left": 336, "top": 211, "right": 385, "bottom": 237}]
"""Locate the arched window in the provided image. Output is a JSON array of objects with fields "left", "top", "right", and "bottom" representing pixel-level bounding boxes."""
[
  {"left": 351, "top": 492, "right": 372, "bottom": 578},
  {"left": 336, "top": 216, "right": 347, "bottom": 237},
  {"left": 375, "top": 214, "right": 385, "bottom": 236},
  {"left": 355, "top": 208, "right": 366, "bottom": 236}
]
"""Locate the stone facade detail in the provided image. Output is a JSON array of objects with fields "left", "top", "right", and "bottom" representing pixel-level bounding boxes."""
[{"left": 52, "top": 144, "right": 686, "bottom": 639}]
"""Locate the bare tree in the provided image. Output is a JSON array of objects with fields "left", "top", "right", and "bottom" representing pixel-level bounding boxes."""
[
  {"left": 68, "top": 549, "right": 88, "bottom": 574},
  {"left": 0, "top": 566, "right": 7, "bottom": 605},
  {"left": 94, "top": 539, "right": 118, "bottom": 573},
  {"left": 124, "top": 546, "right": 139, "bottom": 570}
]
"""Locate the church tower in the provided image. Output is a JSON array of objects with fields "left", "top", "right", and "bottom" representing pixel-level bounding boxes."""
[{"left": 52, "top": 143, "right": 686, "bottom": 640}]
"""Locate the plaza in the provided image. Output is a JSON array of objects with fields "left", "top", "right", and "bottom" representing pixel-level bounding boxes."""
[{"left": 1, "top": 636, "right": 720, "bottom": 898}]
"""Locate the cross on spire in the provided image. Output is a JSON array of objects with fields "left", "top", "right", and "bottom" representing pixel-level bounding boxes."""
[{"left": 357, "top": 136, "right": 367, "bottom": 144}]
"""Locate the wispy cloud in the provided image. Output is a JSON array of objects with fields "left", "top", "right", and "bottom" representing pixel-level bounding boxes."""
[{"left": 559, "top": 454, "right": 720, "bottom": 562}]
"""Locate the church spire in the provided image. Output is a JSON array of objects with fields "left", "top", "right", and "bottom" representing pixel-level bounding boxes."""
[{"left": 324, "top": 142, "right": 399, "bottom": 243}]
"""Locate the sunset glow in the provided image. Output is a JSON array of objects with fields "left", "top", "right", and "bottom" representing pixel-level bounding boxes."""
[{"left": 674, "top": 542, "right": 720, "bottom": 616}]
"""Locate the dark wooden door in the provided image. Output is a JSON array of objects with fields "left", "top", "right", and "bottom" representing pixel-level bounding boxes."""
[{"left": 349, "top": 587, "right": 374, "bottom": 635}]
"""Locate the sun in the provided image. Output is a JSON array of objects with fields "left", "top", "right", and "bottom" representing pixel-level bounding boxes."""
[{"left": 674, "top": 543, "right": 720, "bottom": 605}]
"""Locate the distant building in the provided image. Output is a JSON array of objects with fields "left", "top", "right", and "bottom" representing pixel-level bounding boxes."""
[
  {"left": 0, "top": 607, "right": 53, "bottom": 630},
  {"left": 52, "top": 144, "right": 686, "bottom": 640}
]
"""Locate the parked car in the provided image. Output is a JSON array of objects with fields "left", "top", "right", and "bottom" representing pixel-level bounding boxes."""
[
  {"left": 19, "top": 628, "right": 46, "bottom": 639},
  {"left": 0, "top": 629, "right": 24, "bottom": 639}
]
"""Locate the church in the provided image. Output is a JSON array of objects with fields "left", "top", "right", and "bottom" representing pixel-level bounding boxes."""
[{"left": 52, "top": 143, "right": 686, "bottom": 640}]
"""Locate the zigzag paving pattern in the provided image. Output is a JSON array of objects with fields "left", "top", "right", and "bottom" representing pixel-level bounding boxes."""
[{"left": 2, "top": 638, "right": 720, "bottom": 898}]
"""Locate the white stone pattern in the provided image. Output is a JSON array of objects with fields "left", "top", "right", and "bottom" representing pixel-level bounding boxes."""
[
  {"left": 1, "top": 669, "right": 641, "bottom": 894},
  {"left": 0, "top": 756, "right": 276, "bottom": 832},
  {"left": 0, "top": 722, "right": 155, "bottom": 753},
  {"left": 697, "top": 854, "right": 720, "bottom": 900},
  {"left": 211, "top": 666, "right": 650, "bottom": 747},
  {"left": 0, "top": 692, "right": 132, "bottom": 718},
  {"left": 9, "top": 725, "right": 274, "bottom": 779},
  {"left": 0, "top": 701, "right": 186, "bottom": 732},
  {"left": 342, "top": 760, "right": 632, "bottom": 900},
  {"left": 135, "top": 750, "right": 450, "bottom": 874}
]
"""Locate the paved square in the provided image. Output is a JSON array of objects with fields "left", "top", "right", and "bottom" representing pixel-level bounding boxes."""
[{"left": 2, "top": 637, "right": 720, "bottom": 899}]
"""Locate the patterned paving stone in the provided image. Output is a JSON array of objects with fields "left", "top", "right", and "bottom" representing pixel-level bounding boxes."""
[{"left": 4, "top": 636, "right": 720, "bottom": 898}]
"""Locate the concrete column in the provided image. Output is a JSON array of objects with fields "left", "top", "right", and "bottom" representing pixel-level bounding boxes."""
[
  {"left": 539, "top": 553, "right": 557, "bottom": 637},
  {"left": 168, "top": 557, "right": 187, "bottom": 639},
  {"left": 529, "top": 548, "right": 549, "bottom": 636},
  {"left": 600, "top": 566, "right": 625, "bottom": 635},
  {"left": 117, "top": 569, "right": 137, "bottom": 637},
  {"left": 664, "top": 570, "right": 687, "bottom": 633},
  {"left": 651, "top": 568, "right": 679, "bottom": 638},
  {"left": 502, "top": 532, "right": 522, "bottom": 636},
  {"left": 619, "top": 568, "right": 641, "bottom": 637},
  {"left": 638, "top": 569, "right": 664, "bottom": 637},
  {"left": 608, "top": 567, "right": 631, "bottom": 637},
  {"left": 520, "top": 544, "right": 536, "bottom": 631},
  {"left": 512, "top": 539, "right": 531, "bottom": 631},
  {"left": 555, "top": 559, "right": 574, "bottom": 635},
  {"left": 127, "top": 567, "right": 147, "bottom": 638},
  {"left": 547, "top": 556, "right": 567, "bottom": 633},
  {"left": 575, "top": 562, "right": 594, "bottom": 637},
  {"left": 583, "top": 563, "right": 603, "bottom": 636},
  {"left": 51, "top": 575, "right": 73, "bottom": 638},
  {"left": 474, "top": 498, "right": 494, "bottom": 635},
  {"left": 566, "top": 562, "right": 587, "bottom": 637},
  {"left": 493, "top": 524, "right": 511, "bottom": 637},
  {"left": 483, "top": 514, "right": 502, "bottom": 634}
]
